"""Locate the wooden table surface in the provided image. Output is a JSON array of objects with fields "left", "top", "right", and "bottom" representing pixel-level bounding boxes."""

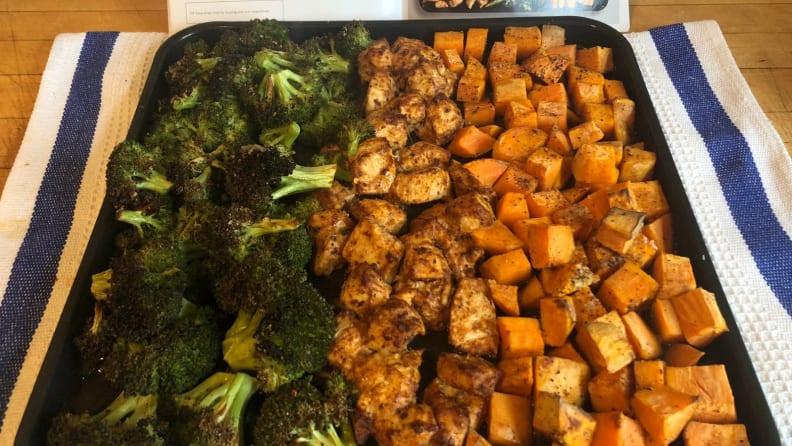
[{"left": 1, "top": 0, "right": 790, "bottom": 194}]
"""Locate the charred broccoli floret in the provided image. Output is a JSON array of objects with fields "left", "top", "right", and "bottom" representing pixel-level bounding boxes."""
[
  {"left": 334, "top": 20, "right": 373, "bottom": 61},
  {"left": 47, "top": 393, "right": 166, "bottom": 446},
  {"left": 105, "top": 140, "right": 172, "bottom": 212},
  {"left": 161, "top": 372, "right": 257, "bottom": 446},
  {"left": 252, "top": 372, "right": 355, "bottom": 445}
]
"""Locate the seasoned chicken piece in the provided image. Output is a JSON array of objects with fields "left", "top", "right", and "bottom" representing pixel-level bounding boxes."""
[
  {"left": 406, "top": 60, "right": 457, "bottom": 100},
  {"left": 353, "top": 349, "right": 424, "bottom": 444},
  {"left": 389, "top": 167, "right": 452, "bottom": 205},
  {"left": 365, "top": 70, "right": 398, "bottom": 115},
  {"left": 349, "top": 137, "right": 396, "bottom": 195},
  {"left": 357, "top": 38, "right": 392, "bottom": 83},
  {"left": 424, "top": 378, "right": 487, "bottom": 435},
  {"left": 392, "top": 277, "right": 454, "bottom": 331},
  {"left": 328, "top": 310, "right": 370, "bottom": 377},
  {"left": 436, "top": 352, "right": 501, "bottom": 398},
  {"left": 342, "top": 218, "right": 405, "bottom": 282},
  {"left": 409, "top": 203, "right": 453, "bottom": 250},
  {"left": 448, "top": 278, "right": 499, "bottom": 357},
  {"left": 313, "top": 180, "right": 355, "bottom": 211},
  {"left": 366, "top": 298, "right": 425, "bottom": 352},
  {"left": 339, "top": 263, "right": 391, "bottom": 317},
  {"left": 307, "top": 209, "right": 354, "bottom": 276},
  {"left": 418, "top": 94, "right": 464, "bottom": 146},
  {"left": 367, "top": 111, "right": 410, "bottom": 150},
  {"left": 443, "top": 233, "right": 485, "bottom": 280},
  {"left": 347, "top": 198, "right": 407, "bottom": 234},
  {"left": 399, "top": 239, "right": 451, "bottom": 281},
  {"left": 391, "top": 36, "right": 444, "bottom": 88},
  {"left": 373, "top": 403, "right": 439, "bottom": 446},
  {"left": 389, "top": 92, "right": 427, "bottom": 129},
  {"left": 395, "top": 141, "right": 451, "bottom": 173},
  {"left": 448, "top": 160, "right": 497, "bottom": 202},
  {"left": 445, "top": 192, "right": 495, "bottom": 234},
  {"left": 423, "top": 379, "right": 472, "bottom": 446}
]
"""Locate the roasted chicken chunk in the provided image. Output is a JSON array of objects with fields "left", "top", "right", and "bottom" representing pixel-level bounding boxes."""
[
  {"left": 307, "top": 208, "right": 354, "bottom": 276},
  {"left": 342, "top": 218, "right": 405, "bottom": 282},
  {"left": 339, "top": 263, "right": 392, "bottom": 317},
  {"left": 395, "top": 141, "right": 451, "bottom": 173},
  {"left": 389, "top": 167, "right": 452, "bottom": 205},
  {"left": 357, "top": 38, "right": 392, "bottom": 83},
  {"left": 349, "top": 137, "right": 397, "bottom": 195},
  {"left": 347, "top": 198, "right": 407, "bottom": 234},
  {"left": 366, "top": 298, "right": 426, "bottom": 352},
  {"left": 448, "top": 278, "right": 499, "bottom": 356}
]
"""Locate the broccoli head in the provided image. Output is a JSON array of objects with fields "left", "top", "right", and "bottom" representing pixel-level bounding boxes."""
[
  {"left": 161, "top": 372, "right": 257, "bottom": 446},
  {"left": 334, "top": 21, "right": 373, "bottom": 61},
  {"left": 105, "top": 140, "right": 173, "bottom": 212},
  {"left": 46, "top": 393, "right": 166, "bottom": 446},
  {"left": 221, "top": 277, "right": 335, "bottom": 393},
  {"left": 211, "top": 19, "right": 291, "bottom": 57},
  {"left": 222, "top": 144, "right": 295, "bottom": 214},
  {"left": 252, "top": 372, "right": 355, "bottom": 446}
]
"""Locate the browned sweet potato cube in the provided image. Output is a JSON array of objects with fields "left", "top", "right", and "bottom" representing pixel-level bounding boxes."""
[{"left": 575, "top": 310, "right": 636, "bottom": 373}]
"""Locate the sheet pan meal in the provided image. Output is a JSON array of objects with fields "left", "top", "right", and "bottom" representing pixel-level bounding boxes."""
[{"left": 45, "top": 19, "right": 753, "bottom": 446}]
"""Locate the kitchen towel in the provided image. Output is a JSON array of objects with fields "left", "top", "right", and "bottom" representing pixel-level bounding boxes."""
[{"left": 0, "top": 19, "right": 789, "bottom": 444}]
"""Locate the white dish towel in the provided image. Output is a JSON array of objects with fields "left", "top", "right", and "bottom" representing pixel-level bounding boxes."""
[{"left": 0, "top": 20, "right": 790, "bottom": 444}]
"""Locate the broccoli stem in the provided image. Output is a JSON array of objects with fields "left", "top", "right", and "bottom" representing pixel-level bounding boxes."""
[
  {"left": 178, "top": 372, "right": 257, "bottom": 427},
  {"left": 271, "top": 164, "right": 337, "bottom": 200},
  {"left": 133, "top": 171, "right": 173, "bottom": 195},
  {"left": 254, "top": 49, "right": 295, "bottom": 72},
  {"left": 259, "top": 121, "right": 301, "bottom": 155},
  {"left": 90, "top": 268, "right": 112, "bottom": 301},
  {"left": 222, "top": 309, "right": 268, "bottom": 371},
  {"left": 92, "top": 393, "right": 158, "bottom": 429},
  {"left": 116, "top": 209, "right": 166, "bottom": 236},
  {"left": 269, "top": 69, "right": 310, "bottom": 105}
]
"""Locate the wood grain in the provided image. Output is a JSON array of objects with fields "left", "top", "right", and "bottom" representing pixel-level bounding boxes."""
[{"left": 0, "top": 0, "right": 790, "bottom": 195}]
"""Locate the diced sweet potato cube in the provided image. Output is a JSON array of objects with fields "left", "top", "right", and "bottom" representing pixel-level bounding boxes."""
[
  {"left": 551, "top": 202, "right": 597, "bottom": 240},
  {"left": 457, "top": 77, "right": 488, "bottom": 104},
  {"left": 493, "top": 78, "right": 531, "bottom": 115},
  {"left": 518, "top": 275, "right": 545, "bottom": 311},
  {"left": 504, "top": 25, "right": 542, "bottom": 60},
  {"left": 440, "top": 48, "right": 465, "bottom": 75},
  {"left": 525, "top": 190, "right": 570, "bottom": 218},
  {"left": 671, "top": 288, "right": 729, "bottom": 348},
  {"left": 682, "top": 421, "right": 750, "bottom": 445},
  {"left": 665, "top": 364, "right": 737, "bottom": 424},
  {"left": 632, "top": 386, "right": 698, "bottom": 446},
  {"left": 464, "top": 27, "right": 489, "bottom": 62},
  {"left": 572, "top": 140, "right": 618, "bottom": 184},
  {"left": 492, "top": 126, "right": 548, "bottom": 163},
  {"left": 624, "top": 233, "right": 658, "bottom": 269},
  {"left": 548, "top": 341, "right": 587, "bottom": 364},
  {"left": 621, "top": 311, "right": 663, "bottom": 360},
  {"left": 653, "top": 252, "right": 697, "bottom": 299},
  {"left": 503, "top": 100, "right": 537, "bottom": 129},
  {"left": 595, "top": 206, "right": 647, "bottom": 254},
  {"left": 530, "top": 83, "right": 568, "bottom": 107},
  {"left": 523, "top": 223, "right": 576, "bottom": 269},
  {"left": 493, "top": 164, "right": 539, "bottom": 196},
  {"left": 580, "top": 102, "right": 615, "bottom": 138},
  {"left": 576, "top": 45, "right": 614, "bottom": 73},
  {"left": 651, "top": 298, "right": 685, "bottom": 343},
  {"left": 540, "top": 24, "right": 566, "bottom": 50},
  {"left": 634, "top": 359, "right": 666, "bottom": 391},
  {"left": 523, "top": 52, "right": 571, "bottom": 85},
  {"left": 663, "top": 343, "right": 704, "bottom": 367},
  {"left": 523, "top": 146, "right": 564, "bottom": 191},
  {"left": 643, "top": 213, "right": 673, "bottom": 254},
  {"left": 568, "top": 286, "right": 607, "bottom": 328},
  {"left": 630, "top": 180, "right": 670, "bottom": 220},
  {"left": 496, "top": 191, "right": 531, "bottom": 227},
  {"left": 497, "top": 316, "right": 544, "bottom": 358},
  {"left": 536, "top": 101, "right": 568, "bottom": 134},
  {"left": 592, "top": 411, "right": 647, "bottom": 446},
  {"left": 471, "top": 220, "right": 524, "bottom": 255},
  {"left": 480, "top": 248, "right": 533, "bottom": 285},
  {"left": 604, "top": 79, "right": 629, "bottom": 101},
  {"left": 487, "top": 280, "right": 520, "bottom": 317},
  {"left": 613, "top": 97, "right": 637, "bottom": 144},
  {"left": 533, "top": 391, "right": 597, "bottom": 445},
  {"left": 539, "top": 262, "right": 598, "bottom": 297},
  {"left": 575, "top": 310, "right": 636, "bottom": 373},
  {"left": 488, "top": 392, "right": 533, "bottom": 446},
  {"left": 534, "top": 355, "right": 591, "bottom": 406},
  {"left": 488, "top": 41, "right": 518, "bottom": 65},
  {"left": 434, "top": 30, "right": 465, "bottom": 56},
  {"left": 496, "top": 356, "right": 534, "bottom": 396},
  {"left": 597, "top": 261, "right": 659, "bottom": 314},
  {"left": 619, "top": 144, "right": 657, "bottom": 182},
  {"left": 464, "top": 101, "right": 497, "bottom": 126},
  {"left": 589, "top": 365, "right": 634, "bottom": 414},
  {"left": 540, "top": 296, "right": 577, "bottom": 347},
  {"left": 448, "top": 125, "right": 496, "bottom": 158}
]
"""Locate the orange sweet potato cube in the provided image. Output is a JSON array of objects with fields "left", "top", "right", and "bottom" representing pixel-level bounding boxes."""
[
  {"left": 524, "top": 223, "right": 576, "bottom": 269},
  {"left": 632, "top": 386, "right": 698, "bottom": 446},
  {"left": 643, "top": 213, "right": 673, "bottom": 254},
  {"left": 534, "top": 355, "right": 591, "bottom": 406},
  {"left": 497, "top": 316, "right": 544, "bottom": 358},
  {"left": 619, "top": 144, "right": 657, "bottom": 182},
  {"left": 434, "top": 30, "right": 465, "bottom": 56},
  {"left": 471, "top": 220, "right": 524, "bottom": 255},
  {"left": 464, "top": 100, "right": 497, "bottom": 126},
  {"left": 589, "top": 365, "right": 634, "bottom": 414},
  {"left": 653, "top": 252, "right": 697, "bottom": 299},
  {"left": 539, "top": 296, "right": 577, "bottom": 347},
  {"left": 493, "top": 78, "right": 531, "bottom": 115},
  {"left": 496, "top": 356, "right": 534, "bottom": 396},
  {"left": 533, "top": 392, "right": 597, "bottom": 445},
  {"left": 504, "top": 25, "right": 542, "bottom": 60},
  {"left": 580, "top": 102, "right": 615, "bottom": 138},
  {"left": 523, "top": 147, "right": 564, "bottom": 191},
  {"left": 487, "top": 280, "right": 521, "bottom": 317},
  {"left": 503, "top": 100, "right": 537, "bottom": 129},
  {"left": 576, "top": 45, "right": 614, "bottom": 73},
  {"left": 592, "top": 411, "right": 647, "bottom": 446},
  {"left": 595, "top": 206, "right": 646, "bottom": 254},
  {"left": 613, "top": 97, "right": 637, "bottom": 144},
  {"left": 682, "top": 421, "right": 750, "bottom": 446},
  {"left": 488, "top": 392, "right": 533, "bottom": 446},
  {"left": 634, "top": 359, "right": 666, "bottom": 391},
  {"left": 663, "top": 343, "right": 704, "bottom": 367},
  {"left": 488, "top": 41, "right": 518, "bottom": 65},
  {"left": 538, "top": 262, "right": 598, "bottom": 297},
  {"left": 568, "top": 121, "right": 606, "bottom": 151},
  {"left": 604, "top": 79, "right": 630, "bottom": 102},
  {"left": 464, "top": 27, "right": 489, "bottom": 62},
  {"left": 575, "top": 310, "right": 636, "bottom": 373},
  {"left": 651, "top": 297, "right": 685, "bottom": 343},
  {"left": 480, "top": 248, "right": 533, "bottom": 285},
  {"left": 621, "top": 311, "right": 663, "bottom": 360},
  {"left": 518, "top": 275, "right": 545, "bottom": 311},
  {"left": 597, "top": 261, "right": 659, "bottom": 314},
  {"left": 671, "top": 288, "right": 729, "bottom": 348},
  {"left": 493, "top": 163, "right": 539, "bottom": 196},
  {"left": 536, "top": 101, "right": 568, "bottom": 134},
  {"left": 525, "top": 190, "right": 570, "bottom": 218}
]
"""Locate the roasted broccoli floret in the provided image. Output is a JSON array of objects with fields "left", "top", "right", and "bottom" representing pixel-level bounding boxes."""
[
  {"left": 101, "top": 303, "right": 222, "bottom": 396},
  {"left": 271, "top": 164, "right": 337, "bottom": 200},
  {"left": 211, "top": 19, "right": 291, "bottom": 57},
  {"left": 258, "top": 121, "right": 301, "bottom": 155},
  {"left": 334, "top": 21, "right": 373, "bottom": 61},
  {"left": 161, "top": 372, "right": 257, "bottom": 446},
  {"left": 165, "top": 39, "right": 221, "bottom": 110},
  {"left": 47, "top": 393, "right": 166, "bottom": 446},
  {"left": 221, "top": 276, "right": 335, "bottom": 393},
  {"left": 106, "top": 140, "right": 173, "bottom": 211},
  {"left": 252, "top": 372, "right": 355, "bottom": 446}
]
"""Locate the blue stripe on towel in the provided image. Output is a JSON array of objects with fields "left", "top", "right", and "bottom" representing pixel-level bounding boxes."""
[
  {"left": 0, "top": 32, "right": 118, "bottom": 428},
  {"left": 650, "top": 24, "right": 792, "bottom": 317}
]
